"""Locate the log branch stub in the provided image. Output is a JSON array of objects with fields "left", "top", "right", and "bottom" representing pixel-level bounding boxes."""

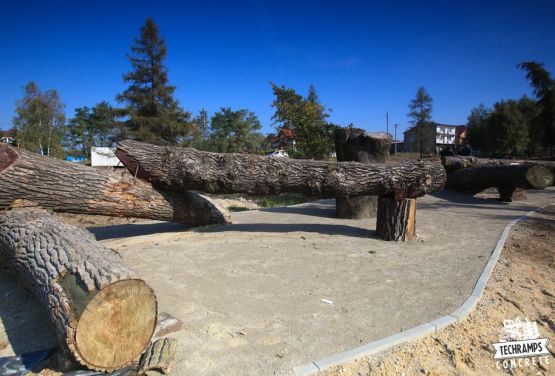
[
  {"left": 116, "top": 140, "right": 445, "bottom": 199},
  {"left": 376, "top": 197, "right": 416, "bottom": 241},
  {"left": 0, "top": 208, "right": 157, "bottom": 371},
  {"left": 0, "top": 144, "right": 230, "bottom": 226}
]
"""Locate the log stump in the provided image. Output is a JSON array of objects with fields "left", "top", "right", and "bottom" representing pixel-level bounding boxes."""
[
  {"left": 376, "top": 196, "right": 416, "bottom": 241},
  {"left": 334, "top": 128, "right": 392, "bottom": 218},
  {"left": 0, "top": 208, "right": 157, "bottom": 371}
]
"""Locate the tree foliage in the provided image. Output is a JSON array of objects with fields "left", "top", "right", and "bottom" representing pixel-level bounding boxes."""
[
  {"left": 66, "top": 102, "right": 120, "bottom": 158},
  {"left": 12, "top": 81, "right": 66, "bottom": 158},
  {"left": 466, "top": 97, "right": 535, "bottom": 157},
  {"left": 518, "top": 61, "right": 555, "bottom": 156},
  {"left": 271, "top": 83, "right": 335, "bottom": 159},
  {"left": 206, "top": 108, "right": 263, "bottom": 153},
  {"left": 407, "top": 86, "right": 434, "bottom": 158},
  {"left": 117, "top": 18, "right": 192, "bottom": 145}
]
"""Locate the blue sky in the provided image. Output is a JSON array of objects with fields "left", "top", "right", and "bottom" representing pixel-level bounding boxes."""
[{"left": 1, "top": 0, "right": 554, "bottom": 135}]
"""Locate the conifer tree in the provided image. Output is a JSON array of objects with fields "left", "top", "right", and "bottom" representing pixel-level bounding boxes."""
[{"left": 117, "top": 18, "right": 191, "bottom": 145}]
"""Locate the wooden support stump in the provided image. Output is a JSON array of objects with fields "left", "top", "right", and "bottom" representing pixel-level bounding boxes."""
[
  {"left": 0, "top": 208, "right": 157, "bottom": 372},
  {"left": 334, "top": 128, "right": 392, "bottom": 219},
  {"left": 376, "top": 196, "right": 416, "bottom": 241}
]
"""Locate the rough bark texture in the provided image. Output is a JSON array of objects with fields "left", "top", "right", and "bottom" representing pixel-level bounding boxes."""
[
  {"left": 0, "top": 208, "right": 158, "bottom": 371},
  {"left": 116, "top": 140, "right": 445, "bottom": 199},
  {"left": 334, "top": 128, "right": 392, "bottom": 218},
  {"left": 138, "top": 338, "right": 177, "bottom": 375},
  {"left": 442, "top": 155, "right": 555, "bottom": 176},
  {"left": 445, "top": 164, "right": 553, "bottom": 202},
  {"left": 376, "top": 197, "right": 416, "bottom": 241},
  {"left": 0, "top": 144, "right": 230, "bottom": 226}
]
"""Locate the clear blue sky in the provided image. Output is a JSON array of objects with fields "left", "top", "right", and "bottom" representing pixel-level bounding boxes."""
[{"left": 1, "top": 0, "right": 554, "bottom": 136}]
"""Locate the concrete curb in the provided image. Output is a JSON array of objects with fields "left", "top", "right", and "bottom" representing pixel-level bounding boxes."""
[{"left": 293, "top": 205, "right": 549, "bottom": 376}]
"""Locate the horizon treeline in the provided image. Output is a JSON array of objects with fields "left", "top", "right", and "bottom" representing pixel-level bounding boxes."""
[{"left": 9, "top": 18, "right": 555, "bottom": 160}]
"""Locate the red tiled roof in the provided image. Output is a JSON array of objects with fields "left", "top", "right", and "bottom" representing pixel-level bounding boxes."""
[
  {"left": 0, "top": 130, "right": 14, "bottom": 137},
  {"left": 280, "top": 128, "right": 295, "bottom": 138}
]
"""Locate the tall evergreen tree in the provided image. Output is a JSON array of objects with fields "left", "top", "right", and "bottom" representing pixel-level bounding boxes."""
[
  {"left": 518, "top": 61, "right": 555, "bottom": 156},
  {"left": 407, "top": 86, "right": 434, "bottom": 158},
  {"left": 12, "top": 81, "right": 66, "bottom": 158},
  {"left": 117, "top": 17, "right": 191, "bottom": 145}
]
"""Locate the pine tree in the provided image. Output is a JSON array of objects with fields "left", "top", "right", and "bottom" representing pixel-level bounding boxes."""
[
  {"left": 117, "top": 17, "right": 190, "bottom": 145},
  {"left": 407, "top": 86, "right": 434, "bottom": 158}
]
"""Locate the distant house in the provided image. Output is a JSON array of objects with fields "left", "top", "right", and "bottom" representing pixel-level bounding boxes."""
[
  {"left": 91, "top": 147, "right": 122, "bottom": 167},
  {"left": 404, "top": 122, "right": 463, "bottom": 154},
  {"left": 265, "top": 128, "right": 296, "bottom": 151},
  {"left": 0, "top": 130, "right": 14, "bottom": 145}
]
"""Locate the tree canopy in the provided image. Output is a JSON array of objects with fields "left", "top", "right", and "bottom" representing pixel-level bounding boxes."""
[
  {"left": 117, "top": 17, "right": 192, "bottom": 145},
  {"left": 12, "top": 81, "right": 66, "bottom": 158},
  {"left": 407, "top": 86, "right": 434, "bottom": 158},
  {"left": 206, "top": 108, "right": 263, "bottom": 153},
  {"left": 518, "top": 61, "right": 555, "bottom": 156},
  {"left": 271, "top": 83, "right": 335, "bottom": 159}
]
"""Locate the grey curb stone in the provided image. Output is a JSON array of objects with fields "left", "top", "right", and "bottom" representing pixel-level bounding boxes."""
[
  {"left": 429, "top": 315, "right": 458, "bottom": 331},
  {"left": 293, "top": 205, "right": 549, "bottom": 376}
]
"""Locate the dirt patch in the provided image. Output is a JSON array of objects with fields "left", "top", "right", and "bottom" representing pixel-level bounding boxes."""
[{"left": 323, "top": 205, "right": 555, "bottom": 376}]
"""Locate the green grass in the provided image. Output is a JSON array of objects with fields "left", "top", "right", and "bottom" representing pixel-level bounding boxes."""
[{"left": 258, "top": 193, "right": 309, "bottom": 208}]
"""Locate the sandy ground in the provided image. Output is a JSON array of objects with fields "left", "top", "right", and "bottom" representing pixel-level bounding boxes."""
[
  {"left": 0, "top": 188, "right": 553, "bottom": 375},
  {"left": 323, "top": 205, "right": 555, "bottom": 376}
]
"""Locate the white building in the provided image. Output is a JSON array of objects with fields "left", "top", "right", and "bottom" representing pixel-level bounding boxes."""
[
  {"left": 435, "top": 124, "right": 457, "bottom": 152},
  {"left": 91, "top": 147, "right": 121, "bottom": 167}
]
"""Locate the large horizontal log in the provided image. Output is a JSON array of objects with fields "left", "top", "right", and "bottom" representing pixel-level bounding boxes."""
[
  {"left": 445, "top": 164, "right": 553, "bottom": 201},
  {"left": 0, "top": 208, "right": 157, "bottom": 371},
  {"left": 0, "top": 144, "right": 230, "bottom": 225},
  {"left": 116, "top": 140, "right": 446, "bottom": 199},
  {"left": 442, "top": 155, "right": 555, "bottom": 175}
]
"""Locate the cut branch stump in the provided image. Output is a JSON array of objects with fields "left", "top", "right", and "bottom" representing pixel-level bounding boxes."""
[{"left": 376, "top": 196, "right": 416, "bottom": 241}]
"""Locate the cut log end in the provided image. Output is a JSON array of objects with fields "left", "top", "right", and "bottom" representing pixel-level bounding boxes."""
[
  {"left": 0, "top": 145, "right": 17, "bottom": 172},
  {"left": 525, "top": 165, "right": 554, "bottom": 189},
  {"left": 74, "top": 279, "right": 157, "bottom": 371}
]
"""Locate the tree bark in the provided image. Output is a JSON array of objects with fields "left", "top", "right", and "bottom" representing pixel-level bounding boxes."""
[
  {"left": 376, "top": 197, "right": 416, "bottom": 241},
  {"left": 442, "top": 155, "right": 555, "bottom": 176},
  {"left": 116, "top": 140, "right": 445, "bottom": 199},
  {"left": 445, "top": 164, "right": 553, "bottom": 202},
  {"left": 334, "top": 128, "right": 392, "bottom": 218},
  {"left": 0, "top": 144, "right": 230, "bottom": 226},
  {"left": 0, "top": 208, "right": 158, "bottom": 371}
]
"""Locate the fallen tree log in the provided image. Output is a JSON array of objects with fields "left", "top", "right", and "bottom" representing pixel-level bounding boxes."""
[
  {"left": 116, "top": 140, "right": 446, "bottom": 199},
  {"left": 0, "top": 144, "right": 230, "bottom": 225},
  {"left": 334, "top": 128, "right": 392, "bottom": 219},
  {"left": 0, "top": 208, "right": 158, "bottom": 371},
  {"left": 442, "top": 155, "right": 555, "bottom": 176},
  {"left": 445, "top": 164, "right": 553, "bottom": 201}
]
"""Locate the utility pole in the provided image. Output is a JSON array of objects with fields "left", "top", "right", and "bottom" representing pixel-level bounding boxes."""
[
  {"left": 386, "top": 112, "right": 389, "bottom": 134},
  {"left": 394, "top": 123, "right": 399, "bottom": 154}
]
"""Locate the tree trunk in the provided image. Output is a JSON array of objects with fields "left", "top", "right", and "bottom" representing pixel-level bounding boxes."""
[
  {"left": 0, "top": 208, "right": 157, "bottom": 371},
  {"left": 442, "top": 155, "right": 555, "bottom": 176},
  {"left": 0, "top": 144, "right": 230, "bottom": 226},
  {"left": 445, "top": 164, "right": 553, "bottom": 202},
  {"left": 376, "top": 197, "right": 416, "bottom": 241},
  {"left": 116, "top": 140, "right": 445, "bottom": 199},
  {"left": 334, "top": 128, "right": 392, "bottom": 218}
]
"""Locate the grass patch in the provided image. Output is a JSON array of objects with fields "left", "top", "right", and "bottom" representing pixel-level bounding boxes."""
[
  {"left": 258, "top": 193, "right": 309, "bottom": 208},
  {"left": 228, "top": 206, "right": 251, "bottom": 212}
]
